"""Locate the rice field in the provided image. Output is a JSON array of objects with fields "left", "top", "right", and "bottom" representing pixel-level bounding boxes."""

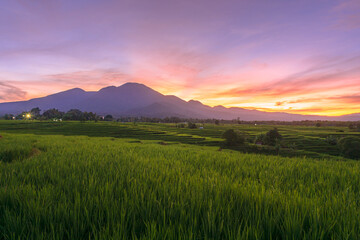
[{"left": 1, "top": 121, "right": 360, "bottom": 239}]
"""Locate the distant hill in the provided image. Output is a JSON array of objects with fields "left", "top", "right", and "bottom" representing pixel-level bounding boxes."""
[{"left": 0, "top": 82, "right": 359, "bottom": 121}]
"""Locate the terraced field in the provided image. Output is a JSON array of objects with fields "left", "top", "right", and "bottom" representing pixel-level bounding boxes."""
[
  {"left": 0, "top": 121, "right": 220, "bottom": 146},
  {"left": 1, "top": 120, "right": 359, "bottom": 159}
]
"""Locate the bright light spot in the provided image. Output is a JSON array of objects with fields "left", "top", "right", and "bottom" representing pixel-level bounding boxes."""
[{"left": 26, "top": 114, "right": 31, "bottom": 119}]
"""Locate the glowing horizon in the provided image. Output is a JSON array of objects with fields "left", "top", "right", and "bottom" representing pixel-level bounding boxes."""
[{"left": 1, "top": 0, "right": 359, "bottom": 116}]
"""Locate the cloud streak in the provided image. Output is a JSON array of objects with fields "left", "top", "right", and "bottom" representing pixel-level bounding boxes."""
[{"left": 0, "top": 82, "right": 27, "bottom": 101}]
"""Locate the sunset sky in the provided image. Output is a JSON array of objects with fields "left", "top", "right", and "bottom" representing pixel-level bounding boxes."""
[{"left": 0, "top": 0, "right": 359, "bottom": 116}]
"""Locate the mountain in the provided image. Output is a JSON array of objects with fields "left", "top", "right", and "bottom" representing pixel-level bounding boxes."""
[{"left": 0, "top": 82, "right": 359, "bottom": 121}]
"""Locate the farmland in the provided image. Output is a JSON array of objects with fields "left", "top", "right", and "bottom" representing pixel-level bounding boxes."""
[
  {"left": 1, "top": 120, "right": 359, "bottom": 159},
  {"left": 1, "top": 121, "right": 360, "bottom": 239}
]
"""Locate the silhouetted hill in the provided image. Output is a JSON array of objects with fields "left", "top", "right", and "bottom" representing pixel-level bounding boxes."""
[{"left": 0, "top": 82, "right": 359, "bottom": 121}]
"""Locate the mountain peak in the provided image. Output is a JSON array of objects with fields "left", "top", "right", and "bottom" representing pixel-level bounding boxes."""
[
  {"left": 51, "top": 87, "right": 86, "bottom": 96},
  {"left": 120, "top": 82, "right": 146, "bottom": 87},
  {"left": 119, "top": 82, "right": 151, "bottom": 90},
  {"left": 99, "top": 83, "right": 149, "bottom": 93},
  {"left": 117, "top": 82, "right": 164, "bottom": 97},
  {"left": 214, "top": 105, "right": 226, "bottom": 109},
  {"left": 65, "top": 87, "right": 85, "bottom": 93},
  {"left": 188, "top": 100, "right": 203, "bottom": 105}
]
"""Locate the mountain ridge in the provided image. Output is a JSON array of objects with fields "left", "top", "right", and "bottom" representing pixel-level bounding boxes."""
[{"left": 0, "top": 82, "right": 359, "bottom": 121}]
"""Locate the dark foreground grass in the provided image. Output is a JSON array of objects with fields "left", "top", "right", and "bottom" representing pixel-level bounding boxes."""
[{"left": 1, "top": 133, "right": 360, "bottom": 239}]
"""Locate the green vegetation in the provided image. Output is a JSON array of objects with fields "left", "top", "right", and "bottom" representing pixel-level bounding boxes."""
[
  {"left": 338, "top": 137, "right": 360, "bottom": 159},
  {"left": 187, "top": 122, "right": 197, "bottom": 129},
  {"left": 1, "top": 121, "right": 360, "bottom": 239},
  {"left": 255, "top": 128, "right": 282, "bottom": 146},
  {"left": 2, "top": 120, "right": 358, "bottom": 159},
  {"left": 5, "top": 108, "right": 99, "bottom": 121},
  {"left": 221, "top": 129, "right": 245, "bottom": 146}
]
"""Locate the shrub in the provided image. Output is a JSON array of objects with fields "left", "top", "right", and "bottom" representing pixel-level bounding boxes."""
[
  {"left": 255, "top": 133, "right": 266, "bottom": 145},
  {"left": 338, "top": 137, "right": 360, "bottom": 159},
  {"left": 222, "top": 129, "right": 245, "bottom": 146},
  {"left": 104, "top": 115, "right": 113, "bottom": 121},
  {"left": 326, "top": 135, "right": 338, "bottom": 145},
  {"left": 265, "top": 128, "right": 282, "bottom": 146},
  {"left": 188, "top": 122, "right": 197, "bottom": 129},
  {"left": 254, "top": 128, "right": 282, "bottom": 146},
  {"left": 3, "top": 114, "right": 14, "bottom": 120}
]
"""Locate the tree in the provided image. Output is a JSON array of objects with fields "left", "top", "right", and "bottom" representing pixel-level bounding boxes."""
[
  {"left": 63, "top": 109, "right": 83, "bottom": 120},
  {"left": 255, "top": 133, "right": 266, "bottom": 145},
  {"left": 104, "top": 115, "right": 113, "bottom": 121},
  {"left": 15, "top": 111, "right": 31, "bottom": 120},
  {"left": 222, "top": 129, "right": 245, "bottom": 146},
  {"left": 338, "top": 137, "right": 360, "bottom": 159},
  {"left": 30, "top": 107, "right": 41, "bottom": 118},
  {"left": 15, "top": 113, "right": 23, "bottom": 120},
  {"left": 214, "top": 120, "right": 220, "bottom": 125},
  {"left": 188, "top": 122, "right": 197, "bottom": 129},
  {"left": 3, "top": 114, "right": 14, "bottom": 120},
  {"left": 256, "top": 128, "right": 282, "bottom": 146},
  {"left": 316, "top": 122, "right": 321, "bottom": 127},
  {"left": 43, "top": 109, "right": 64, "bottom": 120},
  {"left": 83, "top": 112, "right": 97, "bottom": 121}
]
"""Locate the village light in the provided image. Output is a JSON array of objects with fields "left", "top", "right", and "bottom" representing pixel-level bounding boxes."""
[{"left": 26, "top": 113, "right": 31, "bottom": 119}]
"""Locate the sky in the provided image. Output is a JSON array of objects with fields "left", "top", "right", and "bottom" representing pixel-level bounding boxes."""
[{"left": 0, "top": 0, "right": 359, "bottom": 116}]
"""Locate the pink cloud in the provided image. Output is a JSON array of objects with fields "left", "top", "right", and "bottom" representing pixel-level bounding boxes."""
[{"left": 0, "top": 81, "right": 27, "bottom": 101}]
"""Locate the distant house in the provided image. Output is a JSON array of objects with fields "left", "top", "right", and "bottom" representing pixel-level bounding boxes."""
[{"left": 199, "top": 127, "right": 204, "bottom": 129}]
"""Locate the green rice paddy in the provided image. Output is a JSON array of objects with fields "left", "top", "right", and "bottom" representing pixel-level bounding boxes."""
[{"left": 1, "top": 121, "right": 360, "bottom": 239}]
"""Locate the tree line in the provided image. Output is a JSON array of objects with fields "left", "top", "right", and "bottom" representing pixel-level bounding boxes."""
[
  {"left": 1, "top": 107, "right": 359, "bottom": 131},
  {"left": 2, "top": 108, "right": 113, "bottom": 121}
]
